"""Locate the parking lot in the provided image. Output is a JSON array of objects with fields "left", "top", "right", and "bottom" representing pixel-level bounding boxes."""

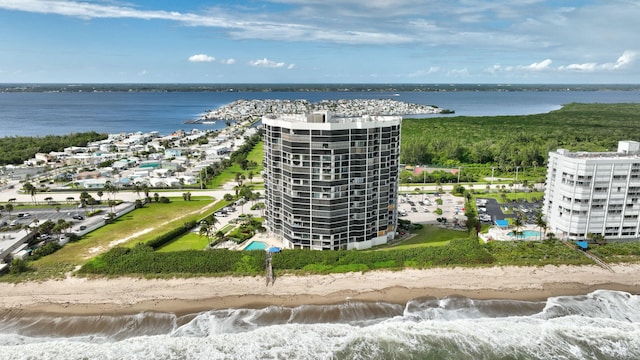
[
  {"left": 398, "top": 192, "right": 466, "bottom": 226},
  {"left": 474, "top": 197, "right": 543, "bottom": 226}
]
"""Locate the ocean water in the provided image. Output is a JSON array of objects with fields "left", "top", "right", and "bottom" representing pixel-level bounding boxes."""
[
  {"left": 0, "top": 290, "right": 638, "bottom": 359},
  {"left": 1, "top": 87, "right": 640, "bottom": 137}
]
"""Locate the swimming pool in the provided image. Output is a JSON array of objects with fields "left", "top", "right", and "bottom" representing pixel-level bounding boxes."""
[
  {"left": 507, "top": 230, "right": 541, "bottom": 239},
  {"left": 244, "top": 241, "right": 267, "bottom": 251}
]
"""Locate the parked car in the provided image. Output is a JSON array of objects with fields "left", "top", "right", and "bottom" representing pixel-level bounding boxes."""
[{"left": 72, "top": 214, "right": 84, "bottom": 220}]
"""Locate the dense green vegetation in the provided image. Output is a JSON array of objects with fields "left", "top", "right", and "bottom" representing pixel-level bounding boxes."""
[
  {"left": 199, "top": 133, "right": 263, "bottom": 188},
  {"left": 486, "top": 240, "right": 591, "bottom": 266},
  {"left": 76, "top": 235, "right": 640, "bottom": 277},
  {"left": 401, "top": 103, "right": 640, "bottom": 171},
  {"left": 590, "top": 241, "right": 640, "bottom": 263},
  {"left": 79, "top": 237, "right": 493, "bottom": 276},
  {"left": 0, "top": 132, "right": 107, "bottom": 165}
]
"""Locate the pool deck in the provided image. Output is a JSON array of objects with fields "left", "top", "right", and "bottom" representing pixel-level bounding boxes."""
[
  {"left": 481, "top": 225, "right": 543, "bottom": 242},
  {"left": 235, "top": 233, "right": 284, "bottom": 251}
]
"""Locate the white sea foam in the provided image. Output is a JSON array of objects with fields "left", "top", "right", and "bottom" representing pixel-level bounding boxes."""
[{"left": 1, "top": 290, "right": 639, "bottom": 359}]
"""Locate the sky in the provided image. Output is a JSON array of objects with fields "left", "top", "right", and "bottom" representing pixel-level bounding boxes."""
[{"left": 0, "top": 0, "right": 638, "bottom": 84}]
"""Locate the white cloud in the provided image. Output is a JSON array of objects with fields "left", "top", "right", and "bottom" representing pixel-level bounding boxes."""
[
  {"left": 188, "top": 54, "right": 215, "bottom": 63},
  {"left": 3, "top": 0, "right": 639, "bottom": 83},
  {"left": 447, "top": 68, "right": 469, "bottom": 77},
  {"left": 559, "top": 63, "right": 597, "bottom": 72},
  {"left": 602, "top": 50, "right": 635, "bottom": 70},
  {"left": 408, "top": 67, "right": 440, "bottom": 77},
  {"left": 0, "top": 0, "right": 411, "bottom": 45},
  {"left": 488, "top": 59, "right": 553, "bottom": 73},
  {"left": 521, "top": 59, "right": 552, "bottom": 71},
  {"left": 559, "top": 51, "right": 636, "bottom": 72},
  {"left": 137, "top": 69, "right": 149, "bottom": 76},
  {"left": 249, "top": 58, "right": 286, "bottom": 68}
]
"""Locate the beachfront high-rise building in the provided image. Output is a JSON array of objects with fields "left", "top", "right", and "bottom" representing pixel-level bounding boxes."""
[
  {"left": 543, "top": 141, "right": 640, "bottom": 241},
  {"left": 262, "top": 110, "right": 401, "bottom": 250}
]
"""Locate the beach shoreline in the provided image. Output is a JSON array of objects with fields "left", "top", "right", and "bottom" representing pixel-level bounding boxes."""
[{"left": 2, "top": 264, "right": 639, "bottom": 316}]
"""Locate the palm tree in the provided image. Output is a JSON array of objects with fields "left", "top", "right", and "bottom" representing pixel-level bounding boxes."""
[
  {"left": 534, "top": 212, "right": 547, "bottom": 240},
  {"left": 253, "top": 202, "right": 266, "bottom": 217},
  {"left": 96, "top": 190, "right": 104, "bottom": 203},
  {"left": 235, "top": 172, "right": 245, "bottom": 187},
  {"left": 104, "top": 181, "right": 118, "bottom": 214},
  {"left": 199, "top": 223, "right": 210, "bottom": 242},
  {"left": 23, "top": 182, "right": 37, "bottom": 205},
  {"left": 142, "top": 184, "right": 150, "bottom": 201},
  {"left": 214, "top": 230, "right": 226, "bottom": 245},
  {"left": 512, "top": 213, "right": 524, "bottom": 239},
  {"left": 204, "top": 214, "right": 219, "bottom": 232}
]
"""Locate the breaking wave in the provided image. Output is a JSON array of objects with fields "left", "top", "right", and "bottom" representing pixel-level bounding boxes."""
[{"left": 1, "top": 290, "right": 639, "bottom": 359}]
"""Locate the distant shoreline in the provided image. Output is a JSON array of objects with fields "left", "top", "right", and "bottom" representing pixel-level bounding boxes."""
[
  {"left": 2, "top": 83, "right": 640, "bottom": 93},
  {"left": 2, "top": 265, "right": 639, "bottom": 316}
]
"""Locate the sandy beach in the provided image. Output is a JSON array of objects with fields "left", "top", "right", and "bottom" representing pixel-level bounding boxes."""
[{"left": 1, "top": 264, "right": 639, "bottom": 316}]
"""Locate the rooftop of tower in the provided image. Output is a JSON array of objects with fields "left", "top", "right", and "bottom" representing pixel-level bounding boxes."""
[{"left": 263, "top": 110, "right": 401, "bottom": 124}]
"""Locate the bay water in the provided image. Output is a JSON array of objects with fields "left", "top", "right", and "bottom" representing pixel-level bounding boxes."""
[{"left": 1, "top": 86, "right": 640, "bottom": 137}]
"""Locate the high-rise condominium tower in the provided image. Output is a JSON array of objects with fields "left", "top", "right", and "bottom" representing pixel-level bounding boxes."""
[
  {"left": 544, "top": 140, "right": 640, "bottom": 240},
  {"left": 263, "top": 111, "right": 401, "bottom": 250}
]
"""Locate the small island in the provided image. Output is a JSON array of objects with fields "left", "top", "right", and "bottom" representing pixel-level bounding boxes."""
[{"left": 186, "top": 99, "right": 450, "bottom": 124}]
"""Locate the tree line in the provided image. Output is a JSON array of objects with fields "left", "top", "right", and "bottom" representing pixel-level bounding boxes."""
[
  {"left": 400, "top": 103, "right": 640, "bottom": 170},
  {"left": 0, "top": 132, "right": 107, "bottom": 165}
]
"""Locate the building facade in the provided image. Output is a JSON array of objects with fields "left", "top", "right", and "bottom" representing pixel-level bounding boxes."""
[
  {"left": 263, "top": 111, "right": 401, "bottom": 250},
  {"left": 543, "top": 141, "right": 640, "bottom": 241}
]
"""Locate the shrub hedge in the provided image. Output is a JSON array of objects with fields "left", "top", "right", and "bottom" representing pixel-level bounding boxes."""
[
  {"left": 145, "top": 220, "right": 197, "bottom": 250},
  {"left": 79, "top": 237, "right": 494, "bottom": 276}
]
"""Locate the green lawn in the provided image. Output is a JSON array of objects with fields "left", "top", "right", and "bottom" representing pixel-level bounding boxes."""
[
  {"left": 158, "top": 222, "right": 238, "bottom": 252},
  {"left": 247, "top": 141, "right": 263, "bottom": 167},
  {"left": 157, "top": 232, "right": 209, "bottom": 252},
  {"left": 219, "top": 223, "right": 236, "bottom": 234},
  {"left": 13, "top": 197, "right": 217, "bottom": 280},
  {"left": 382, "top": 225, "right": 468, "bottom": 250},
  {"left": 207, "top": 141, "right": 264, "bottom": 189}
]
